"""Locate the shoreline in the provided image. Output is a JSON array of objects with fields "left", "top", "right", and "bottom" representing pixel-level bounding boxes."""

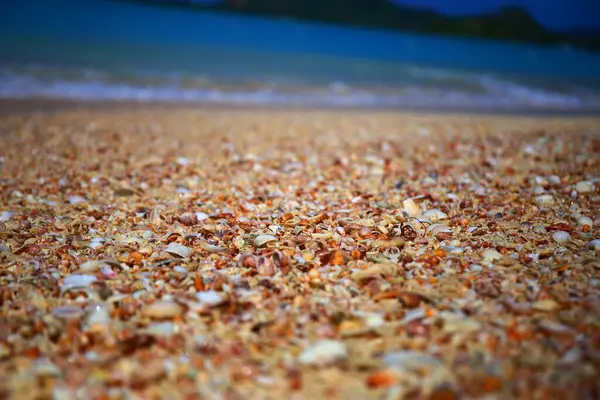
[{"left": 2, "top": 97, "right": 600, "bottom": 118}]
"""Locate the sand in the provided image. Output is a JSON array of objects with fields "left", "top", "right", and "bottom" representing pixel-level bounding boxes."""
[{"left": 0, "top": 100, "right": 599, "bottom": 399}]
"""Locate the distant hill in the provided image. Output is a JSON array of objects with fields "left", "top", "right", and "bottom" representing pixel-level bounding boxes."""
[{"left": 124, "top": 0, "right": 600, "bottom": 50}]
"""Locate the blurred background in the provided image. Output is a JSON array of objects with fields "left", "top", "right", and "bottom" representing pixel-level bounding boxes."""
[{"left": 1, "top": 0, "right": 600, "bottom": 111}]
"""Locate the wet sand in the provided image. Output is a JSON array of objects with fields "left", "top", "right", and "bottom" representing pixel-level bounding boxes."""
[{"left": 1, "top": 102, "right": 599, "bottom": 399}]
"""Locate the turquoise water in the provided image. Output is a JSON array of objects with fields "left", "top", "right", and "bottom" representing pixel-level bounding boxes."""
[{"left": 2, "top": 0, "right": 600, "bottom": 110}]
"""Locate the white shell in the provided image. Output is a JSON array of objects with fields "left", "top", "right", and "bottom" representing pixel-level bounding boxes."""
[
  {"left": 297, "top": 340, "right": 347, "bottom": 366},
  {"left": 586, "top": 239, "right": 600, "bottom": 250},
  {"left": 61, "top": 274, "right": 97, "bottom": 291},
  {"left": 536, "top": 195, "right": 555, "bottom": 206},
  {"left": 482, "top": 249, "right": 502, "bottom": 262},
  {"left": 577, "top": 216, "right": 593, "bottom": 228},
  {"left": 166, "top": 242, "right": 192, "bottom": 258},
  {"left": 196, "top": 290, "right": 226, "bottom": 306},
  {"left": 68, "top": 195, "right": 87, "bottom": 205},
  {"left": 552, "top": 231, "right": 570, "bottom": 243},
  {"left": 78, "top": 260, "right": 107, "bottom": 273},
  {"left": 575, "top": 181, "right": 593, "bottom": 193},
  {"left": 52, "top": 306, "right": 84, "bottom": 320},
  {"left": 254, "top": 234, "right": 277, "bottom": 247},
  {"left": 0, "top": 211, "right": 13, "bottom": 222},
  {"left": 402, "top": 198, "right": 421, "bottom": 217},
  {"left": 203, "top": 244, "right": 227, "bottom": 253},
  {"left": 423, "top": 209, "right": 448, "bottom": 221}
]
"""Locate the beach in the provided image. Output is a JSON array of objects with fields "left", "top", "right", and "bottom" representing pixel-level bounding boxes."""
[{"left": 1, "top": 101, "right": 599, "bottom": 399}]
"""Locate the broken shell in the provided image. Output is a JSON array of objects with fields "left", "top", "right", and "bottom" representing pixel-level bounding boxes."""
[
  {"left": 402, "top": 198, "right": 421, "bottom": 217},
  {"left": 254, "top": 234, "right": 277, "bottom": 247},
  {"left": 142, "top": 300, "right": 184, "bottom": 319},
  {"left": 552, "top": 231, "right": 570, "bottom": 244},
  {"left": 482, "top": 249, "right": 502, "bottom": 262},
  {"left": 257, "top": 256, "right": 276, "bottom": 276},
  {"left": 203, "top": 244, "right": 227, "bottom": 253},
  {"left": 297, "top": 340, "right": 347, "bottom": 366},
  {"left": 423, "top": 209, "right": 448, "bottom": 221},
  {"left": 166, "top": 242, "right": 192, "bottom": 258}
]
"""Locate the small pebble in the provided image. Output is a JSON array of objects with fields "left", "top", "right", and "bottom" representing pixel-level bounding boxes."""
[{"left": 552, "top": 231, "right": 570, "bottom": 244}]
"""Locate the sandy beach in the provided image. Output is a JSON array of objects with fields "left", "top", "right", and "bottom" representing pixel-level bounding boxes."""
[{"left": 1, "top": 101, "right": 599, "bottom": 399}]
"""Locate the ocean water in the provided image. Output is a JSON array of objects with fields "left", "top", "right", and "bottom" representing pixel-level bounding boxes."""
[{"left": 2, "top": 0, "right": 600, "bottom": 111}]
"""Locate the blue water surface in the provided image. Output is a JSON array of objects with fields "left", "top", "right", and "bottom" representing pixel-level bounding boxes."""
[{"left": 1, "top": 0, "right": 600, "bottom": 110}]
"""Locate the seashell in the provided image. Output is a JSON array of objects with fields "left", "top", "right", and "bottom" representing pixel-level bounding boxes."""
[
  {"left": 482, "top": 249, "right": 502, "bottom": 262},
  {"left": 85, "top": 304, "right": 111, "bottom": 331},
  {"left": 143, "top": 322, "right": 180, "bottom": 337},
  {"left": 78, "top": 260, "right": 107, "bottom": 273},
  {"left": 423, "top": 209, "right": 448, "bottom": 222},
  {"left": 196, "top": 290, "right": 226, "bottom": 306},
  {"left": 62, "top": 274, "right": 97, "bottom": 291},
  {"left": 531, "top": 299, "right": 560, "bottom": 312},
  {"left": 535, "top": 195, "right": 555, "bottom": 206},
  {"left": 575, "top": 181, "right": 593, "bottom": 193},
  {"left": 142, "top": 300, "right": 184, "bottom": 319},
  {"left": 552, "top": 231, "right": 570, "bottom": 244},
  {"left": 383, "top": 351, "right": 443, "bottom": 373},
  {"left": 68, "top": 195, "right": 87, "bottom": 205},
  {"left": 402, "top": 198, "right": 421, "bottom": 217},
  {"left": 52, "top": 306, "right": 84, "bottom": 321},
  {"left": 586, "top": 239, "right": 600, "bottom": 251},
  {"left": 257, "top": 256, "right": 276, "bottom": 276},
  {"left": 254, "top": 234, "right": 277, "bottom": 247},
  {"left": 298, "top": 340, "right": 347, "bottom": 366},
  {"left": 577, "top": 216, "right": 593, "bottom": 228},
  {"left": 203, "top": 243, "right": 227, "bottom": 253},
  {"left": 0, "top": 211, "right": 13, "bottom": 222},
  {"left": 195, "top": 212, "right": 209, "bottom": 221},
  {"left": 179, "top": 212, "right": 198, "bottom": 226},
  {"left": 166, "top": 242, "right": 192, "bottom": 258},
  {"left": 238, "top": 253, "right": 257, "bottom": 268},
  {"left": 350, "top": 264, "right": 397, "bottom": 282}
]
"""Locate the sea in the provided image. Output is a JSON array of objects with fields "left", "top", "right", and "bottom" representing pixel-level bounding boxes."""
[{"left": 2, "top": 0, "right": 600, "bottom": 112}]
